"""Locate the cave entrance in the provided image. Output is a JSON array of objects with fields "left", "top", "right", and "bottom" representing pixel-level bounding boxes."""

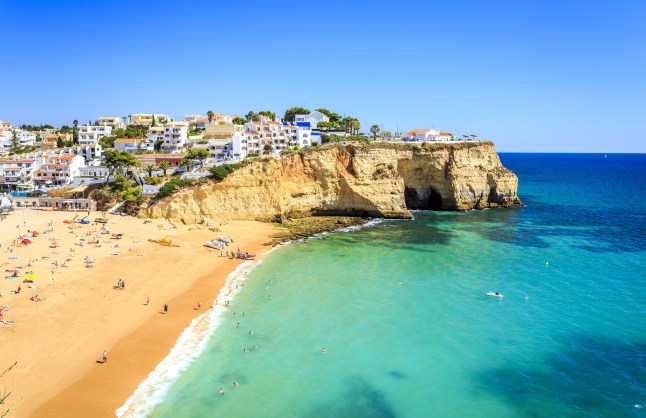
[{"left": 404, "top": 187, "right": 443, "bottom": 210}]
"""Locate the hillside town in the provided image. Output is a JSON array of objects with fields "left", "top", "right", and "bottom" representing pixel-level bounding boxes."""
[{"left": 0, "top": 108, "right": 473, "bottom": 204}]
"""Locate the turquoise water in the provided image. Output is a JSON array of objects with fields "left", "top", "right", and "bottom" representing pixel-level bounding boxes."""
[{"left": 141, "top": 154, "right": 646, "bottom": 417}]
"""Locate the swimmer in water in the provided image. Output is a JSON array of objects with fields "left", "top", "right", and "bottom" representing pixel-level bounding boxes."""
[
  {"left": 253, "top": 345, "right": 258, "bottom": 350},
  {"left": 322, "top": 347, "right": 326, "bottom": 353},
  {"left": 219, "top": 387, "right": 225, "bottom": 395},
  {"left": 233, "top": 380, "right": 239, "bottom": 387}
]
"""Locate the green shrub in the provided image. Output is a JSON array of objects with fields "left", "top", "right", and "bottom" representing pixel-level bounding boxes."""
[
  {"left": 145, "top": 175, "right": 161, "bottom": 185},
  {"left": 208, "top": 162, "right": 247, "bottom": 181},
  {"left": 155, "top": 178, "right": 194, "bottom": 199}
]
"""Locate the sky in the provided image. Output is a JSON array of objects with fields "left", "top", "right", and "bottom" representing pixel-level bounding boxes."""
[{"left": 1, "top": 0, "right": 645, "bottom": 152}]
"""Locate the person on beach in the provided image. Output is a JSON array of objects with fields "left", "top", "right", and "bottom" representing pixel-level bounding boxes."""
[
  {"left": 164, "top": 304, "right": 168, "bottom": 314},
  {"left": 103, "top": 350, "right": 108, "bottom": 363},
  {"left": 146, "top": 297, "right": 150, "bottom": 305},
  {"left": 197, "top": 301, "right": 202, "bottom": 310}
]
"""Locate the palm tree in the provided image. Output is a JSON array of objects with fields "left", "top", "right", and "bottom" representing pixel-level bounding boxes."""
[
  {"left": 351, "top": 119, "right": 361, "bottom": 135},
  {"left": 207, "top": 110, "right": 214, "bottom": 123},
  {"left": 158, "top": 160, "right": 171, "bottom": 176},
  {"left": 144, "top": 164, "right": 155, "bottom": 177},
  {"left": 370, "top": 124, "right": 380, "bottom": 140}
]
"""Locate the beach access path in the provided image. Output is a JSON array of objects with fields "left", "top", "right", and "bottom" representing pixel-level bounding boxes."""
[{"left": 0, "top": 209, "right": 276, "bottom": 417}]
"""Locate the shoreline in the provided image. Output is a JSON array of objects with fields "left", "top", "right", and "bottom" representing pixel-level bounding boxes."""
[
  {"left": 0, "top": 210, "right": 276, "bottom": 418},
  {"left": 11, "top": 214, "right": 378, "bottom": 417}
]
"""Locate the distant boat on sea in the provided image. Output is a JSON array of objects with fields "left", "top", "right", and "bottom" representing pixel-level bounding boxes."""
[{"left": 605, "top": 154, "right": 608, "bottom": 158}]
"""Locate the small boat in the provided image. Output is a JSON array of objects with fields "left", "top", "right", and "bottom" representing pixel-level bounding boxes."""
[
  {"left": 204, "top": 240, "right": 225, "bottom": 250},
  {"left": 486, "top": 292, "right": 503, "bottom": 297},
  {"left": 236, "top": 254, "right": 255, "bottom": 260}
]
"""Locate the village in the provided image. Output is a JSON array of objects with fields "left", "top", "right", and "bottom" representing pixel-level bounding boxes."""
[{"left": 0, "top": 109, "right": 478, "bottom": 211}]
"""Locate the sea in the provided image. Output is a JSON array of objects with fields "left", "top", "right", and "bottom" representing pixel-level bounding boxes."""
[{"left": 118, "top": 153, "right": 646, "bottom": 418}]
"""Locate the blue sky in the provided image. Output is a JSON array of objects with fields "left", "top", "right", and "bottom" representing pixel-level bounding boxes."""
[{"left": 2, "top": 0, "right": 645, "bottom": 152}]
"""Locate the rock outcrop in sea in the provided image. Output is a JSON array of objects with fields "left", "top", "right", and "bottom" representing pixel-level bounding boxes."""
[{"left": 144, "top": 141, "right": 521, "bottom": 224}]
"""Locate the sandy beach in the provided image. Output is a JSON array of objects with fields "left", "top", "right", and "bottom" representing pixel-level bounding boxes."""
[{"left": 0, "top": 208, "right": 276, "bottom": 417}]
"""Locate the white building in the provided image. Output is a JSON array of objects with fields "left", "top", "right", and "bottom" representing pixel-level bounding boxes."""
[
  {"left": 160, "top": 122, "right": 188, "bottom": 152},
  {"left": 294, "top": 111, "right": 329, "bottom": 129},
  {"left": 32, "top": 154, "right": 85, "bottom": 188},
  {"left": 96, "top": 116, "right": 125, "bottom": 128},
  {"left": 78, "top": 124, "right": 113, "bottom": 144},
  {"left": 79, "top": 165, "right": 110, "bottom": 178},
  {"left": 46, "top": 144, "right": 103, "bottom": 164},
  {"left": 184, "top": 114, "right": 204, "bottom": 124},
  {"left": 18, "top": 130, "right": 37, "bottom": 147},
  {"left": 406, "top": 129, "right": 454, "bottom": 141},
  {"left": 114, "top": 137, "right": 152, "bottom": 153},
  {"left": 147, "top": 126, "right": 165, "bottom": 144},
  {"left": 0, "top": 156, "right": 38, "bottom": 191}
]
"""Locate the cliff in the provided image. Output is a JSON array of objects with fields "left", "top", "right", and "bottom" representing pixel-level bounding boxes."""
[{"left": 144, "top": 142, "right": 521, "bottom": 224}]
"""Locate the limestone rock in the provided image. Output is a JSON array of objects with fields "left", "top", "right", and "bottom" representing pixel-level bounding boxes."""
[{"left": 144, "top": 142, "right": 521, "bottom": 224}]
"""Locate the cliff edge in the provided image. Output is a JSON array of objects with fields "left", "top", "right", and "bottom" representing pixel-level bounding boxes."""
[{"left": 144, "top": 141, "right": 521, "bottom": 224}]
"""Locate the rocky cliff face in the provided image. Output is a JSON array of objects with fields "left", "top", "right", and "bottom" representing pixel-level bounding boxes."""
[{"left": 144, "top": 142, "right": 521, "bottom": 224}]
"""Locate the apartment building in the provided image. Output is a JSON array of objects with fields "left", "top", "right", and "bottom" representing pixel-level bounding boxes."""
[
  {"left": 96, "top": 116, "right": 125, "bottom": 128},
  {"left": 160, "top": 122, "right": 188, "bottom": 152},
  {"left": 78, "top": 124, "right": 112, "bottom": 144},
  {"left": 32, "top": 154, "right": 84, "bottom": 187},
  {"left": 0, "top": 157, "right": 38, "bottom": 191},
  {"left": 129, "top": 113, "right": 171, "bottom": 126}
]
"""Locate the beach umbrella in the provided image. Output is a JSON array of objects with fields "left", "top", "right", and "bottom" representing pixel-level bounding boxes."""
[
  {"left": 21, "top": 239, "right": 31, "bottom": 245},
  {"left": 32, "top": 231, "right": 39, "bottom": 236}
]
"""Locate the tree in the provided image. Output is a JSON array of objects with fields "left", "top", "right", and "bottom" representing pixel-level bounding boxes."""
[
  {"left": 245, "top": 111, "right": 261, "bottom": 122},
  {"left": 258, "top": 110, "right": 276, "bottom": 120},
  {"left": 99, "top": 135, "right": 116, "bottom": 149},
  {"left": 352, "top": 119, "right": 361, "bottom": 135},
  {"left": 9, "top": 131, "right": 20, "bottom": 154},
  {"left": 314, "top": 108, "right": 341, "bottom": 122},
  {"left": 232, "top": 116, "right": 247, "bottom": 125},
  {"left": 283, "top": 107, "right": 311, "bottom": 122},
  {"left": 151, "top": 114, "right": 156, "bottom": 127},
  {"left": 158, "top": 160, "right": 171, "bottom": 176},
  {"left": 370, "top": 124, "right": 381, "bottom": 140},
  {"left": 207, "top": 110, "right": 214, "bottom": 123},
  {"left": 144, "top": 164, "right": 156, "bottom": 177},
  {"left": 104, "top": 149, "right": 141, "bottom": 183},
  {"left": 262, "top": 144, "right": 273, "bottom": 155},
  {"left": 72, "top": 120, "right": 79, "bottom": 144},
  {"left": 182, "top": 148, "right": 210, "bottom": 168}
]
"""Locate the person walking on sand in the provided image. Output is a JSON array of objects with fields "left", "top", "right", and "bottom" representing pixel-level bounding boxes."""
[
  {"left": 197, "top": 300, "right": 202, "bottom": 310},
  {"left": 103, "top": 349, "right": 108, "bottom": 363},
  {"left": 146, "top": 296, "right": 150, "bottom": 305},
  {"left": 164, "top": 303, "right": 168, "bottom": 314}
]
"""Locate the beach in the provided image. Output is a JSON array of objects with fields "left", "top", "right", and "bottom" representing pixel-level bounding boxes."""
[{"left": 0, "top": 208, "right": 276, "bottom": 417}]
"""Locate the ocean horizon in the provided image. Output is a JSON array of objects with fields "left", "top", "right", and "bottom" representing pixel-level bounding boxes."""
[{"left": 119, "top": 152, "right": 646, "bottom": 418}]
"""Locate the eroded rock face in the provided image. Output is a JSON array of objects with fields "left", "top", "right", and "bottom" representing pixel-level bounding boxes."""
[{"left": 144, "top": 142, "right": 521, "bottom": 224}]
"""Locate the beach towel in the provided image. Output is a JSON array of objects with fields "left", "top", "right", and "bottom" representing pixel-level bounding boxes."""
[{"left": 4, "top": 277, "right": 14, "bottom": 280}]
